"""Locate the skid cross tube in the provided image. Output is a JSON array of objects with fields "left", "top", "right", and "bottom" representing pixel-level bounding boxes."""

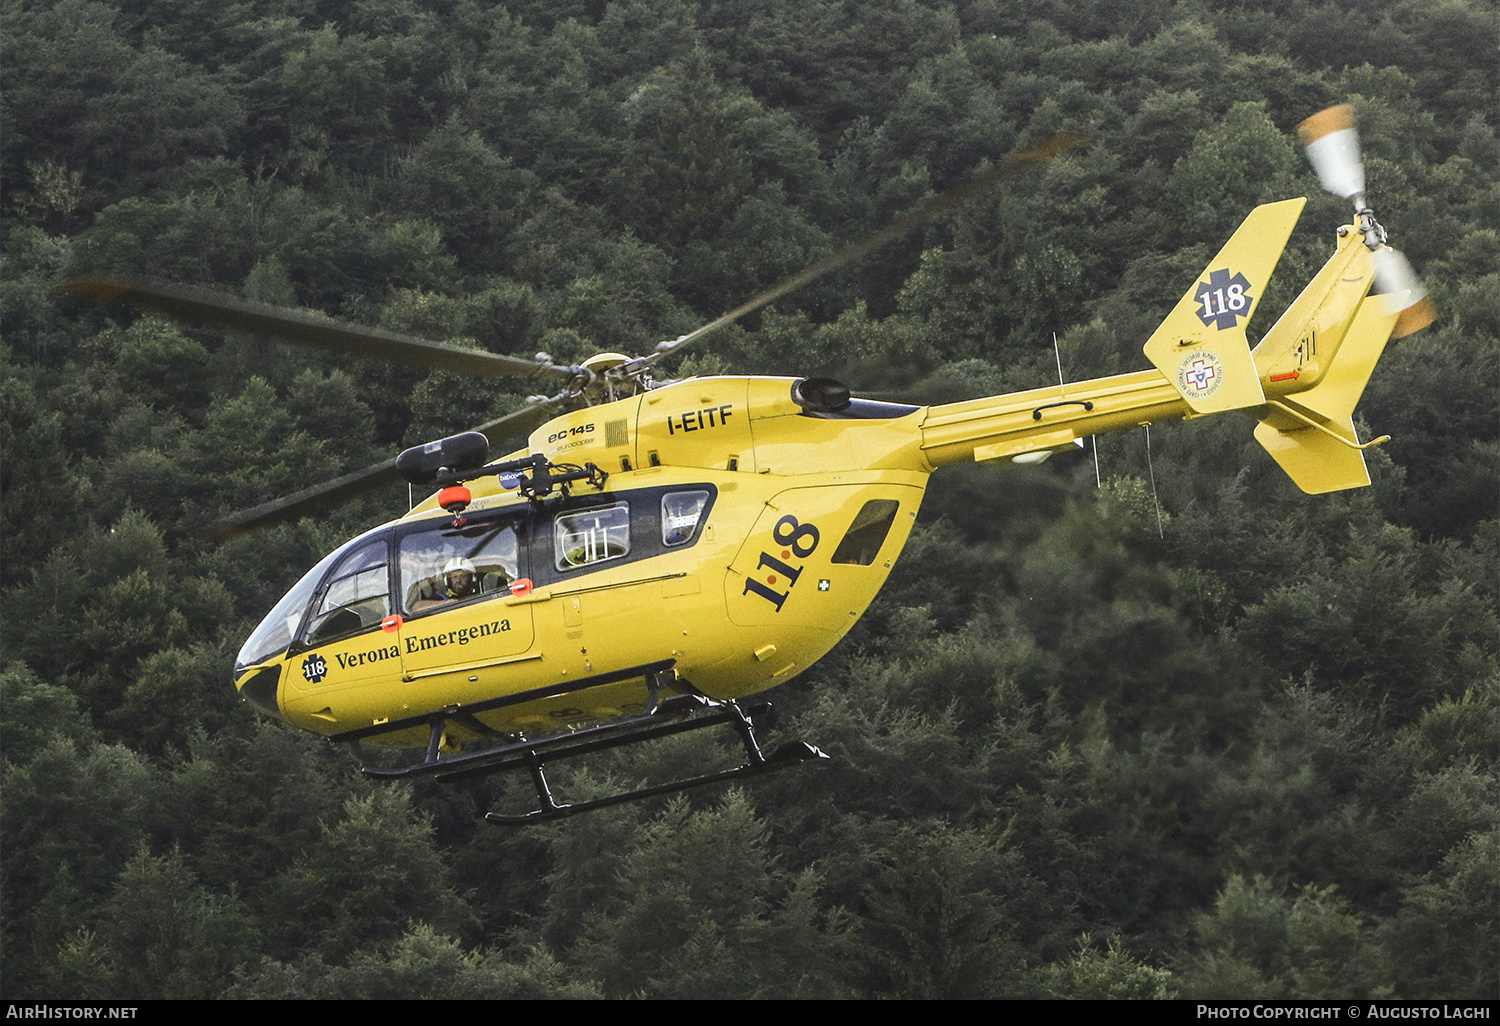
[
  {"left": 383, "top": 693, "right": 751, "bottom": 783},
  {"left": 330, "top": 663, "right": 828, "bottom": 823},
  {"left": 480, "top": 698, "right": 828, "bottom": 826}
]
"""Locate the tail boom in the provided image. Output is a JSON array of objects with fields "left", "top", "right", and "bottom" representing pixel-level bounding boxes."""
[
  {"left": 919, "top": 370, "right": 1189, "bottom": 469},
  {"left": 918, "top": 205, "right": 1407, "bottom": 494}
]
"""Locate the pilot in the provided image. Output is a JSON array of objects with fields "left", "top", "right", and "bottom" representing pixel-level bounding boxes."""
[
  {"left": 439, "top": 556, "right": 478, "bottom": 599},
  {"left": 412, "top": 556, "right": 479, "bottom": 611}
]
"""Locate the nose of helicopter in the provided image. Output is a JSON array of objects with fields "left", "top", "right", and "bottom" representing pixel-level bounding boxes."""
[{"left": 234, "top": 664, "right": 284, "bottom": 719}]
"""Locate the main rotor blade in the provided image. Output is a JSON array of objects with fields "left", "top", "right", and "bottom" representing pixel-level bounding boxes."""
[
  {"left": 647, "top": 131, "right": 1084, "bottom": 364},
  {"left": 471, "top": 395, "right": 573, "bottom": 448},
  {"left": 62, "top": 275, "right": 581, "bottom": 383},
  {"left": 202, "top": 400, "right": 571, "bottom": 540},
  {"left": 200, "top": 457, "right": 406, "bottom": 541}
]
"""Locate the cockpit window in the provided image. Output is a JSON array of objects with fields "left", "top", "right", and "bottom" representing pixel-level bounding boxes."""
[
  {"left": 236, "top": 545, "right": 344, "bottom": 670},
  {"left": 400, "top": 517, "right": 521, "bottom": 615},
  {"left": 302, "top": 540, "right": 391, "bottom": 645},
  {"left": 555, "top": 503, "right": 630, "bottom": 570},
  {"left": 662, "top": 491, "right": 709, "bottom": 546}
]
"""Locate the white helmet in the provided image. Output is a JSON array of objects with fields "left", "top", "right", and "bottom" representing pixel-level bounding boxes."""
[{"left": 443, "top": 556, "right": 476, "bottom": 576}]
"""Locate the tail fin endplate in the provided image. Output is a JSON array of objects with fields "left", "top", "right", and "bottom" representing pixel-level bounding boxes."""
[{"left": 1250, "top": 226, "right": 1394, "bottom": 492}]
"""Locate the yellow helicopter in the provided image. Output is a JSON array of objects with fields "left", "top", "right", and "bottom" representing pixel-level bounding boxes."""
[{"left": 66, "top": 107, "right": 1432, "bottom": 824}]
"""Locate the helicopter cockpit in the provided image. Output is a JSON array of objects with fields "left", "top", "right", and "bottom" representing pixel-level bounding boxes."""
[{"left": 233, "top": 483, "right": 718, "bottom": 688}]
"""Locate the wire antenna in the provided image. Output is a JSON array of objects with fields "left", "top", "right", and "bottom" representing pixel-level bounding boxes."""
[
  {"left": 1056, "top": 330, "right": 1103, "bottom": 487},
  {"left": 1144, "top": 425, "right": 1164, "bottom": 538}
]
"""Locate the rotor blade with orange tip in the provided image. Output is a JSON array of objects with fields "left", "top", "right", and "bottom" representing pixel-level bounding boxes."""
[
  {"left": 642, "top": 131, "right": 1085, "bottom": 367},
  {"left": 61, "top": 275, "right": 586, "bottom": 384},
  {"left": 1371, "top": 247, "right": 1437, "bottom": 338},
  {"left": 1299, "top": 104, "right": 1365, "bottom": 201},
  {"left": 1298, "top": 104, "right": 1435, "bottom": 338}
]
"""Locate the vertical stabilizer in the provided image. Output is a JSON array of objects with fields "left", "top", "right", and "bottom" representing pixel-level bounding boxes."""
[
  {"left": 1142, "top": 198, "right": 1305, "bottom": 414},
  {"left": 1251, "top": 223, "right": 1376, "bottom": 391}
]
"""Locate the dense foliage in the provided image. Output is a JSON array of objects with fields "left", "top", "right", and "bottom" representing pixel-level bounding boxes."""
[{"left": 3, "top": 0, "right": 1496, "bottom": 1000}]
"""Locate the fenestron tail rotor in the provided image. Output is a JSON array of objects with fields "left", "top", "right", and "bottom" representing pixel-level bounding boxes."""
[{"left": 1298, "top": 104, "right": 1435, "bottom": 338}]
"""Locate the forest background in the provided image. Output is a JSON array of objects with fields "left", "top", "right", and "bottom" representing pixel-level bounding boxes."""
[{"left": 1, "top": 0, "right": 1496, "bottom": 1000}]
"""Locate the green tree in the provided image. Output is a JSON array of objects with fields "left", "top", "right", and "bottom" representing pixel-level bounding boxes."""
[
  {"left": 1175, "top": 875, "right": 1386, "bottom": 998},
  {"left": 566, "top": 793, "right": 850, "bottom": 998},
  {"left": 1380, "top": 829, "right": 1499, "bottom": 999},
  {"left": 266, "top": 789, "right": 470, "bottom": 963},
  {"left": 94, "top": 846, "right": 260, "bottom": 998},
  {"left": 1038, "top": 934, "right": 1178, "bottom": 999},
  {"left": 232, "top": 924, "right": 602, "bottom": 999},
  {"left": 0, "top": 741, "right": 156, "bottom": 997},
  {"left": 846, "top": 823, "right": 1030, "bottom": 998},
  {"left": 0, "top": 663, "right": 96, "bottom": 764}
]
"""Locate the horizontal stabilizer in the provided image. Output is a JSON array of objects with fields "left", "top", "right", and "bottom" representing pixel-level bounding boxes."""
[{"left": 1253, "top": 417, "right": 1371, "bottom": 493}]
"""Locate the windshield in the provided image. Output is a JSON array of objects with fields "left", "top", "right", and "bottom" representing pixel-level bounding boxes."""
[{"left": 235, "top": 528, "right": 384, "bottom": 671}]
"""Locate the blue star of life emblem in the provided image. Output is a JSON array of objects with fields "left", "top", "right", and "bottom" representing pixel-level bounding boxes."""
[
  {"left": 301, "top": 653, "right": 328, "bottom": 683},
  {"left": 1195, "top": 268, "right": 1254, "bottom": 331}
]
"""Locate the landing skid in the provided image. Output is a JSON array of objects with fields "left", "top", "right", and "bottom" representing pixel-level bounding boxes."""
[
  {"left": 331, "top": 665, "right": 827, "bottom": 824},
  {"left": 488, "top": 696, "right": 825, "bottom": 825}
]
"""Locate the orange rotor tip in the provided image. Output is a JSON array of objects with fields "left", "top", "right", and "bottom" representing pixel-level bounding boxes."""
[
  {"left": 1391, "top": 297, "right": 1437, "bottom": 339},
  {"left": 1298, "top": 104, "right": 1356, "bottom": 146},
  {"left": 59, "top": 275, "right": 136, "bottom": 303}
]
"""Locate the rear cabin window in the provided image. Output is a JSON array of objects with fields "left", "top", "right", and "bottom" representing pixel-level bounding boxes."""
[
  {"left": 555, "top": 503, "right": 630, "bottom": 570},
  {"left": 830, "top": 499, "right": 901, "bottom": 566}
]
